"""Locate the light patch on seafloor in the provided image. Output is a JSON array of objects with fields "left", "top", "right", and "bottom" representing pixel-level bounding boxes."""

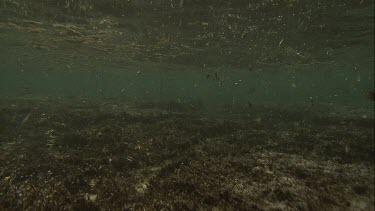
[{"left": 134, "top": 165, "right": 165, "bottom": 195}]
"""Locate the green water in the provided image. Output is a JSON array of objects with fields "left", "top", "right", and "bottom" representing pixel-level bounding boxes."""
[
  {"left": 0, "top": 3, "right": 373, "bottom": 115},
  {"left": 0, "top": 1, "right": 374, "bottom": 210},
  {"left": 1, "top": 54, "right": 373, "bottom": 112}
]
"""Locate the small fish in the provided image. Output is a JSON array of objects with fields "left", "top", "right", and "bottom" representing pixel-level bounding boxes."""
[
  {"left": 206, "top": 73, "right": 210, "bottom": 78},
  {"left": 247, "top": 101, "right": 252, "bottom": 108},
  {"left": 248, "top": 64, "right": 254, "bottom": 71},
  {"left": 368, "top": 90, "right": 374, "bottom": 101}
]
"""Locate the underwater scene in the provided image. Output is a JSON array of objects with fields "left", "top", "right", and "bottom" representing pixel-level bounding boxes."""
[{"left": 0, "top": 0, "right": 374, "bottom": 210}]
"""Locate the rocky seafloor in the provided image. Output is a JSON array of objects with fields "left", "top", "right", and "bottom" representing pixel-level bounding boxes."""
[{"left": 0, "top": 98, "right": 374, "bottom": 210}]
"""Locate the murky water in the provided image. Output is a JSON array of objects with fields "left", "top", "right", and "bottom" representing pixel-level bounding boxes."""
[{"left": 0, "top": 1, "right": 374, "bottom": 209}]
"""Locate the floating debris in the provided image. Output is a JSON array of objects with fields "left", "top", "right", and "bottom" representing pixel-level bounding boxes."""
[
  {"left": 21, "top": 112, "right": 32, "bottom": 124},
  {"left": 309, "top": 96, "right": 315, "bottom": 106},
  {"left": 356, "top": 72, "right": 361, "bottom": 82},
  {"left": 214, "top": 72, "right": 219, "bottom": 80},
  {"left": 86, "top": 194, "right": 97, "bottom": 202}
]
